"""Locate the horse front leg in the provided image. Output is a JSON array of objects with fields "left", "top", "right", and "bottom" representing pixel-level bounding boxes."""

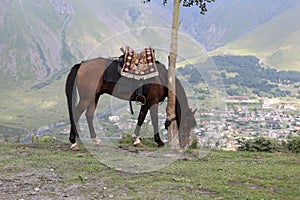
[
  {"left": 133, "top": 105, "right": 149, "bottom": 147},
  {"left": 150, "top": 104, "right": 164, "bottom": 147}
]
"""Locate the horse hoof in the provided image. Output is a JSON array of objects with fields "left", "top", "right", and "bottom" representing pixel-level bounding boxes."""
[
  {"left": 133, "top": 137, "right": 143, "bottom": 147},
  {"left": 70, "top": 143, "right": 80, "bottom": 151},
  {"left": 91, "top": 138, "right": 102, "bottom": 146},
  {"left": 134, "top": 143, "right": 143, "bottom": 147},
  {"left": 155, "top": 139, "right": 165, "bottom": 148},
  {"left": 157, "top": 143, "right": 165, "bottom": 148}
]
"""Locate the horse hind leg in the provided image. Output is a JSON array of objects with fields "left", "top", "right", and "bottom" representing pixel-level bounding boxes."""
[
  {"left": 70, "top": 99, "right": 90, "bottom": 150},
  {"left": 85, "top": 94, "right": 101, "bottom": 146}
]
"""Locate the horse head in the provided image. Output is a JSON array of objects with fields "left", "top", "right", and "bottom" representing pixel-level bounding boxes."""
[{"left": 179, "top": 108, "right": 197, "bottom": 148}]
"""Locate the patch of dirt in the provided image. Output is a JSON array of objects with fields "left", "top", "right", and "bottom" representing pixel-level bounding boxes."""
[
  {"left": 228, "top": 180, "right": 263, "bottom": 190},
  {"left": 0, "top": 168, "right": 61, "bottom": 199},
  {"left": 118, "top": 145, "right": 207, "bottom": 161},
  {"left": 0, "top": 167, "right": 111, "bottom": 200}
]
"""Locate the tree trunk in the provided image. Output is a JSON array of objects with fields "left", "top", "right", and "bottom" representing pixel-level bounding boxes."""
[{"left": 167, "top": 0, "right": 180, "bottom": 149}]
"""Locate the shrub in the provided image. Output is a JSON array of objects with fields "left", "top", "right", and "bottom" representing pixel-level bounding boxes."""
[
  {"left": 31, "top": 134, "right": 56, "bottom": 143},
  {"left": 119, "top": 134, "right": 134, "bottom": 145},
  {"left": 286, "top": 137, "right": 300, "bottom": 153},
  {"left": 189, "top": 136, "right": 199, "bottom": 149},
  {"left": 237, "top": 137, "right": 279, "bottom": 153}
]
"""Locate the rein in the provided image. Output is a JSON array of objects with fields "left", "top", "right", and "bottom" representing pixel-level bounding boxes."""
[{"left": 164, "top": 117, "right": 177, "bottom": 130}]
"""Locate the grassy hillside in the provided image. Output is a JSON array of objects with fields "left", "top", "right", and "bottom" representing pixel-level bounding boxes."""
[
  {"left": 213, "top": 2, "right": 300, "bottom": 71},
  {"left": 0, "top": 142, "right": 299, "bottom": 199}
]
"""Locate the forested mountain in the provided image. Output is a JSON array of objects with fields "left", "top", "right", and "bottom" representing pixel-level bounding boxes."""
[{"left": 178, "top": 55, "right": 300, "bottom": 98}]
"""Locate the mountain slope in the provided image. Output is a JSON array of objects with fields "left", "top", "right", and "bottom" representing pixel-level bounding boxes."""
[
  {"left": 0, "top": 0, "right": 69, "bottom": 86},
  {"left": 212, "top": 1, "right": 300, "bottom": 71},
  {"left": 0, "top": 0, "right": 172, "bottom": 88}
]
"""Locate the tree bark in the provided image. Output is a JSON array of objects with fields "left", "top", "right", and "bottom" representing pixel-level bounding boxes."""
[{"left": 167, "top": 0, "right": 180, "bottom": 149}]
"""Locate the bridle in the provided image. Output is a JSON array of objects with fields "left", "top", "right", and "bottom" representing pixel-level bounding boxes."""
[{"left": 164, "top": 117, "right": 177, "bottom": 130}]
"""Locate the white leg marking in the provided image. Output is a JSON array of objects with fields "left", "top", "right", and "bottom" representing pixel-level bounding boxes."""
[
  {"left": 92, "top": 138, "right": 102, "bottom": 146},
  {"left": 70, "top": 143, "right": 79, "bottom": 151},
  {"left": 133, "top": 137, "right": 143, "bottom": 147}
]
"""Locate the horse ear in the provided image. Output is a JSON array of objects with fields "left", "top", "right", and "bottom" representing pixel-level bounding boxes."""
[
  {"left": 192, "top": 109, "right": 197, "bottom": 115},
  {"left": 120, "top": 46, "right": 126, "bottom": 54}
]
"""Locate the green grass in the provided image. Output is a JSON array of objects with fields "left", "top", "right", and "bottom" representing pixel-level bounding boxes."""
[{"left": 0, "top": 142, "right": 299, "bottom": 199}]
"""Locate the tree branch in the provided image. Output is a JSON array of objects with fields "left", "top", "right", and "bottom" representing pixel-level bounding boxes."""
[{"left": 141, "top": 0, "right": 215, "bottom": 14}]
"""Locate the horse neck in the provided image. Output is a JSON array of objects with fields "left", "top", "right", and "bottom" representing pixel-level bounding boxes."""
[
  {"left": 156, "top": 63, "right": 189, "bottom": 120},
  {"left": 175, "top": 78, "right": 190, "bottom": 115}
]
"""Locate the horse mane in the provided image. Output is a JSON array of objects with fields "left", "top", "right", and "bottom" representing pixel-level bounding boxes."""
[{"left": 175, "top": 71, "right": 197, "bottom": 130}]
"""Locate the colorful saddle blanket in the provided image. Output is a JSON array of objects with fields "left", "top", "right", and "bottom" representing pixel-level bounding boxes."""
[{"left": 120, "top": 46, "right": 159, "bottom": 80}]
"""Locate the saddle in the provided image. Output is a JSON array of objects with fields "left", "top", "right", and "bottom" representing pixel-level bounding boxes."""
[{"left": 120, "top": 46, "right": 159, "bottom": 80}]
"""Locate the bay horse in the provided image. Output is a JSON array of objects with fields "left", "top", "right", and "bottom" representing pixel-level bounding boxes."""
[{"left": 65, "top": 55, "right": 196, "bottom": 150}]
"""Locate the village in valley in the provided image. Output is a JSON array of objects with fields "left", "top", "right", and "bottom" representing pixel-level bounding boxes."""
[
  {"left": 96, "top": 95, "right": 300, "bottom": 151},
  {"left": 198, "top": 96, "right": 300, "bottom": 151}
]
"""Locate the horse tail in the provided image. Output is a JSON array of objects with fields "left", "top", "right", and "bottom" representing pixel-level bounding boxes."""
[{"left": 65, "top": 63, "right": 81, "bottom": 144}]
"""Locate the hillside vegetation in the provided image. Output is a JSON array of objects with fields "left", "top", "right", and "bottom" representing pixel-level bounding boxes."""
[{"left": 178, "top": 55, "right": 300, "bottom": 98}]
